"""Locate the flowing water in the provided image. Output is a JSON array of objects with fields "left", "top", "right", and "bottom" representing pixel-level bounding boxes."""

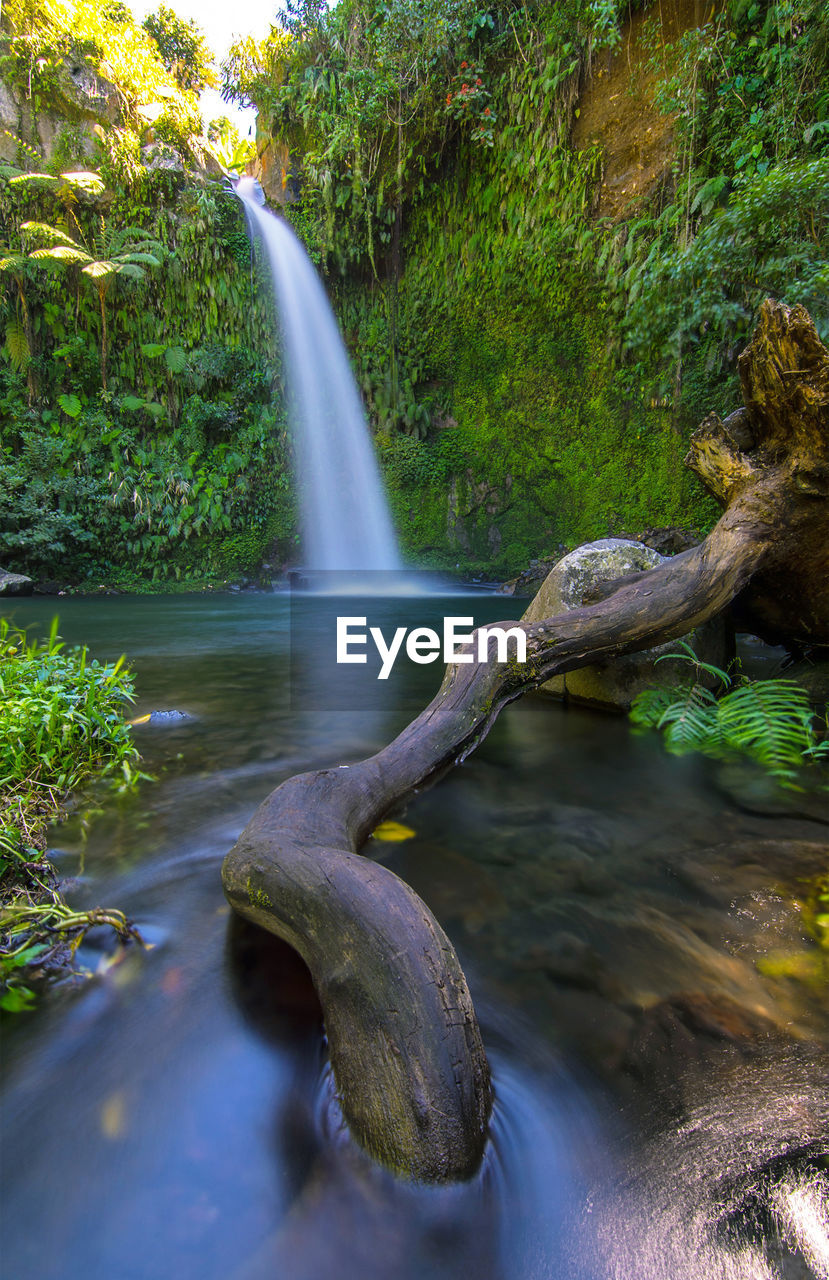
[
  {"left": 1, "top": 595, "right": 827, "bottom": 1280},
  {"left": 235, "top": 178, "right": 402, "bottom": 574}
]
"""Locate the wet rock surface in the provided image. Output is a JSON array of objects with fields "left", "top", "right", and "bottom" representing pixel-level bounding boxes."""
[
  {"left": 522, "top": 538, "right": 733, "bottom": 709},
  {"left": 0, "top": 567, "right": 33, "bottom": 595}
]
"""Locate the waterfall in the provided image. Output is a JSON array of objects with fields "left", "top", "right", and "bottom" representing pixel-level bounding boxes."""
[{"left": 235, "top": 178, "right": 403, "bottom": 574}]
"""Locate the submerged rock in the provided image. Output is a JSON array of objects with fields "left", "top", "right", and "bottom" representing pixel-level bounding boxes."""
[
  {"left": 522, "top": 537, "right": 732, "bottom": 710},
  {"left": 0, "top": 567, "right": 33, "bottom": 596},
  {"left": 129, "top": 709, "right": 192, "bottom": 726}
]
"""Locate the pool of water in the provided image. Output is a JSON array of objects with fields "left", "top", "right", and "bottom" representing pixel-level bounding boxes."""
[{"left": 1, "top": 594, "right": 827, "bottom": 1279}]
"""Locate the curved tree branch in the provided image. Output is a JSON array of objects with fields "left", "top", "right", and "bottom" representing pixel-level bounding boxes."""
[{"left": 224, "top": 301, "right": 829, "bottom": 1181}]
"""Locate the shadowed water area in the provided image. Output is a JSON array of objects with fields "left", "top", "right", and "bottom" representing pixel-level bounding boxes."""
[{"left": 1, "top": 595, "right": 827, "bottom": 1279}]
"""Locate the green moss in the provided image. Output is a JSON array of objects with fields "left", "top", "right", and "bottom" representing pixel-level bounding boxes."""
[
  {"left": 246, "top": 876, "right": 274, "bottom": 911},
  {"left": 368, "top": 261, "right": 716, "bottom": 575}
]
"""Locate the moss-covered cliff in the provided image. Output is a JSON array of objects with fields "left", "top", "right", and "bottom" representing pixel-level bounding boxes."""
[{"left": 234, "top": 0, "right": 827, "bottom": 574}]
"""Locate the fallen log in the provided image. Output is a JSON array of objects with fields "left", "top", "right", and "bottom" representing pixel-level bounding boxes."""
[{"left": 223, "top": 300, "right": 829, "bottom": 1181}]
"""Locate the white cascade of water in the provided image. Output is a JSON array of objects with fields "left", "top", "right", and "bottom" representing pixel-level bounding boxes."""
[{"left": 235, "top": 177, "right": 403, "bottom": 574}]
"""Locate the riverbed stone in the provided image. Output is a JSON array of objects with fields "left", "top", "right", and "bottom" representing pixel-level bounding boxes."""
[
  {"left": 522, "top": 538, "right": 732, "bottom": 710},
  {"left": 0, "top": 567, "right": 33, "bottom": 596}
]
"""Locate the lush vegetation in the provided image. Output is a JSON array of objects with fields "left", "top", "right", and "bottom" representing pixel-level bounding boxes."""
[
  {"left": 222, "top": 0, "right": 828, "bottom": 571},
  {"left": 1, "top": 0, "right": 827, "bottom": 583},
  {"left": 630, "top": 642, "right": 829, "bottom": 787},
  {"left": 0, "top": 618, "right": 144, "bottom": 1011},
  {"left": 0, "top": 2, "right": 294, "bottom": 586}
]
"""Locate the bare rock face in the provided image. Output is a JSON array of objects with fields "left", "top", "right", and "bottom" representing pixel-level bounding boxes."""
[
  {"left": 251, "top": 133, "right": 296, "bottom": 205},
  {"left": 0, "top": 567, "right": 33, "bottom": 596},
  {"left": 522, "top": 538, "right": 732, "bottom": 710}
]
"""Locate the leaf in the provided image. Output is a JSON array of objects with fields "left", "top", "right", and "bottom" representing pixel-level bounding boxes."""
[
  {"left": 371, "top": 820, "right": 416, "bottom": 842},
  {"left": 4, "top": 318, "right": 30, "bottom": 371},
  {"left": 82, "top": 260, "right": 117, "bottom": 279},
  {"left": 20, "top": 221, "right": 81, "bottom": 248},
  {"left": 58, "top": 170, "right": 106, "bottom": 194},
  {"left": 717, "top": 680, "right": 817, "bottom": 778},
  {"left": 0, "top": 986, "right": 36, "bottom": 1013},
  {"left": 30, "top": 245, "right": 90, "bottom": 265},
  {"left": 691, "top": 175, "right": 728, "bottom": 215},
  {"left": 659, "top": 684, "right": 720, "bottom": 755},
  {"left": 141, "top": 343, "right": 166, "bottom": 359},
  {"left": 57, "top": 394, "right": 83, "bottom": 419},
  {"left": 164, "top": 346, "right": 187, "bottom": 374}
]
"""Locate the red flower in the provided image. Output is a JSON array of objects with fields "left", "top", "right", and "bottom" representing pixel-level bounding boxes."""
[
  {"left": 476, "top": 78, "right": 482, "bottom": 86},
  {"left": 446, "top": 92, "right": 453, "bottom": 104},
  {"left": 461, "top": 83, "right": 469, "bottom": 92},
  {"left": 460, "top": 60, "right": 468, "bottom": 69},
  {"left": 484, "top": 107, "right": 491, "bottom": 115}
]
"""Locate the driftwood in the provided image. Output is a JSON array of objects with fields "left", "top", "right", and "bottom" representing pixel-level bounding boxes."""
[{"left": 223, "top": 301, "right": 829, "bottom": 1182}]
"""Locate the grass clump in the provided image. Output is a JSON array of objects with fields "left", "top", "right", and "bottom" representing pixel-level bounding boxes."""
[{"left": 0, "top": 618, "right": 145, "bottom": 1013}]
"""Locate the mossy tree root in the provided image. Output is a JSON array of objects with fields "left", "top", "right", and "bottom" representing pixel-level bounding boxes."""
[{"left": 223, "top": 301, "right": 829, "bottom": 1182}]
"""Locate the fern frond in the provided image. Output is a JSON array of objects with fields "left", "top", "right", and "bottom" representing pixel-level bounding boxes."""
[
  {"left": 717, "top": 679, "right": 818, "bottom": 779},
  {"left": 630, "top": 685, "right": 683, "bottom": 729},
  {"left": 654, "top": 639, "right": 732, "bottom": 688},
  {"left": 20, "top": 221, "right": 80, "bottom": 248},
  {"left": 164, "top": 345, "right": 186, "bottom": 374},
  {"left": 660, "top": 683, "right": 720, "bottom": 756},
  {"left": 30, "top": 245, "right": 91, "bottom": 265},
  {"left": 4, "top": 318, "right": 30, "bottom": 370},
  {"left": 116, "top": 252, "right": 162, "bottom": 268},
  {"left": 82, "top": 259, "right": 117, "bottom": 279}
]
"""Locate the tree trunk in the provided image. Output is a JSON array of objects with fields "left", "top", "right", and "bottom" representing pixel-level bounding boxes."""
[
  {"left": 98, "top": 286, "right": 109, "bottom": 392},
  {"left": 223, "top": 300, "right": 829, "bottom": 1182},
  {"left": 16, "top": 278, "right": 37, "bottom": 405}
]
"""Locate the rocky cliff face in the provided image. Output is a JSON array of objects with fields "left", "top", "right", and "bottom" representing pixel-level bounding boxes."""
[
  {"left": 0, "top": 51, "right": 220, "bottom": 176},
  {"left": 0, "top": 55, "right": 119, "bottom": 166}
]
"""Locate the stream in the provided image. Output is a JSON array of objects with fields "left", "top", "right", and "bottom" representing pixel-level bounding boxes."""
[{"left": 1, "top": 594, "right": 827, "bottom": 1280}]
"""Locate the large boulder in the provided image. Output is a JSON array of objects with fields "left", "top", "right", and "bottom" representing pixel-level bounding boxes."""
[
  {"left": 0, "top": 567, "right": 33, "bottom": 596},
  {"left": 522, "top": 538, "right": 732, "bottom": 710}
]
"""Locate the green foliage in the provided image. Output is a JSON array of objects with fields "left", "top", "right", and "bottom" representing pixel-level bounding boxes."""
[
  {"left": 0, "top": 393, "right": 290, "bottom": 582},
  {"left": 0, "top": 151, "right": 288, "bottom": 584},
  {"left": 22, "top": 206, "right": 165, "bottom": 389},
  {"left": 607, "top": 0, "right": 829, "bottom": 383},
  {"left": 0, "top": 616, "right": 138, "bottom": 793},
  {"left": 1, "top": 0, "right": 214, "bottom": 189},
  {"left": 142, "top": 5, "right": 217, "bottom": 94},
  {"left": 621, "top": 156, "right": 829, "bottom": 373},
  {"left": 0, "top": 429, "right": 100, "bottom": 572},
  {"left": 631, "top": 643, "right": 829, "bottom": 786},
  {"left": 206, "top": 120, "right": 256, "bottom": 178},
  {"left": 0, "top": 617, "right": 144, "bottom": 1011}
]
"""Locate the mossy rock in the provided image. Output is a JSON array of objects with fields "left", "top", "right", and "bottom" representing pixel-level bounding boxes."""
[{"left": 522, "top": 538, "right": 732, "bottom": 711}]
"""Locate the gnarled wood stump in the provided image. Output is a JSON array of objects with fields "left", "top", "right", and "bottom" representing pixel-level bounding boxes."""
[{"left": 223, "top": 300, "right": 829, "bottom": 1181}]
